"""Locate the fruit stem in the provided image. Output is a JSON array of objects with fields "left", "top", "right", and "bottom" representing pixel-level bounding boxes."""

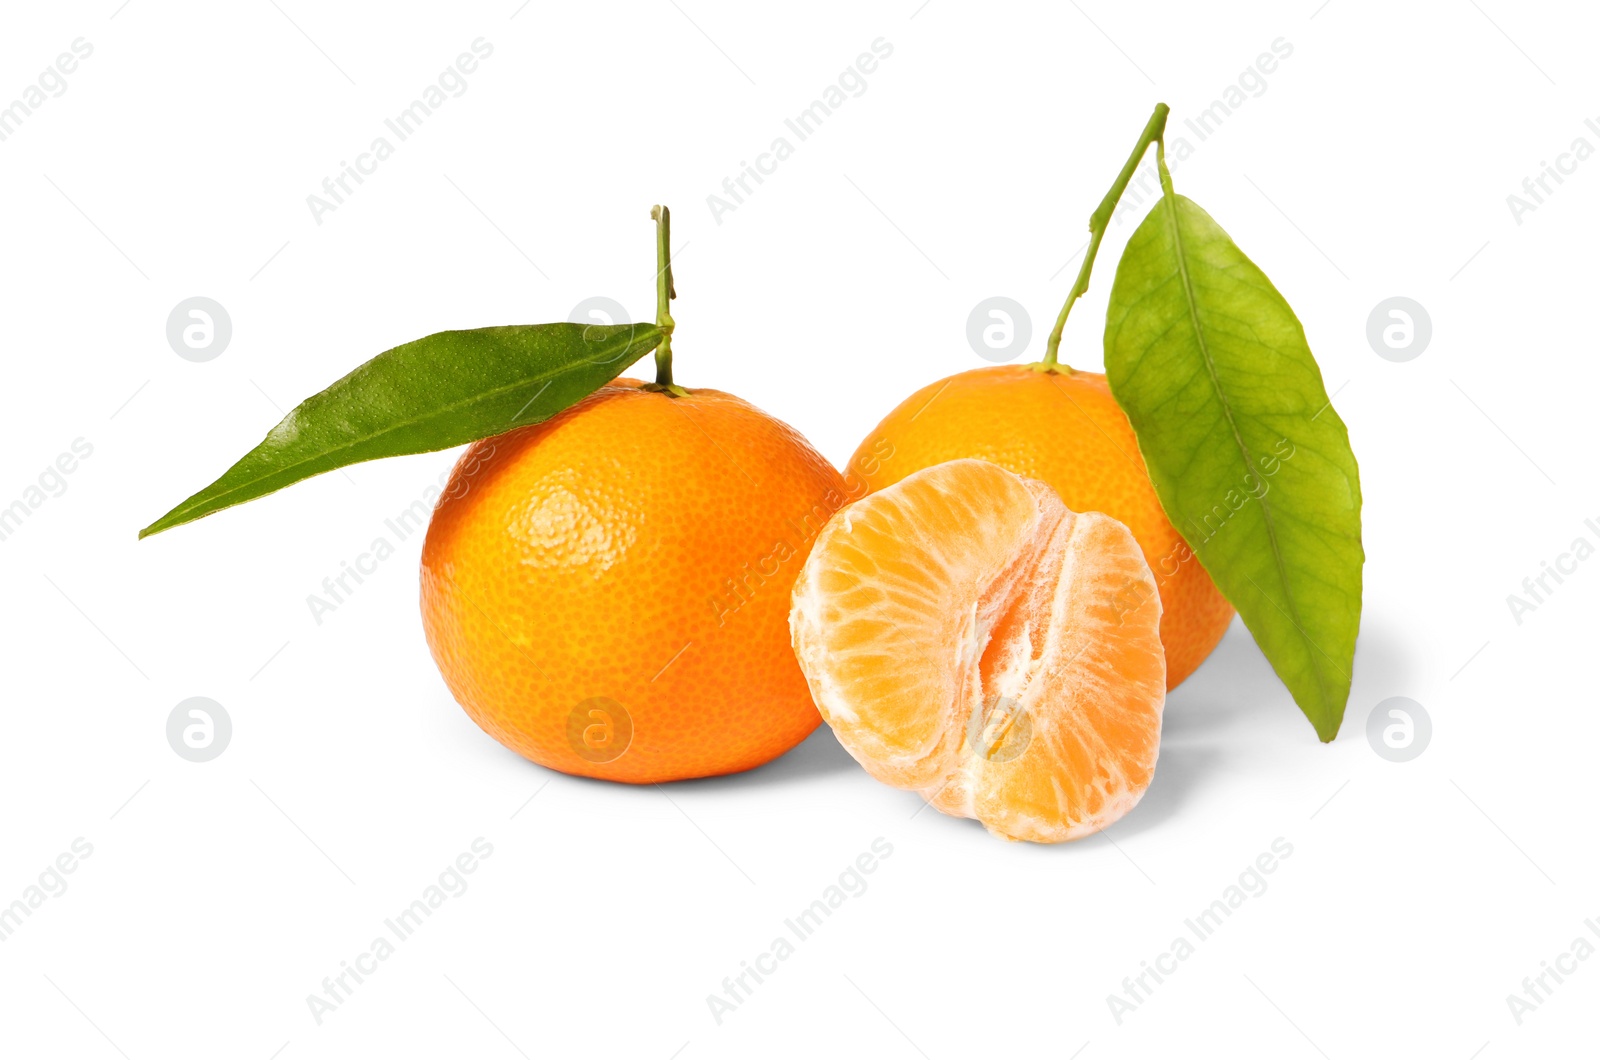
[
  {"left": 649, "top": 204, "right": 683, "bottom": 393},
  {"left": 1039, "top": 103, "right": 1170, "bottom": 372}
]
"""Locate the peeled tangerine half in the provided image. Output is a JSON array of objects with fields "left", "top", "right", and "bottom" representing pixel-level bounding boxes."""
[{"left": 790, "top": 459, "right": 1166, "bottom": 843}]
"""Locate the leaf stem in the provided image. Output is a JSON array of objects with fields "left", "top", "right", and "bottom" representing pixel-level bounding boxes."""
[
  {"left": 1039, "top": 103, "right": 1170, "bottom": 372},
  {"left": 650, "top": 204, "right": 679, "bottom": 389}
]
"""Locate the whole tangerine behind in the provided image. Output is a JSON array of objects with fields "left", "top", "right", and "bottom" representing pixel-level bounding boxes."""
[{"left": 422, "top": 378, "right": 849, "bottom": 783}]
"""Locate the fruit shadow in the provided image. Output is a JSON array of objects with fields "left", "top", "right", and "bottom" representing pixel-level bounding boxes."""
[
  {"left": 1106, "top": 613, "right": 1416, "bottom": 840},
  {"left": 670, "top": 722, "right": 864, "bottom": 792}
]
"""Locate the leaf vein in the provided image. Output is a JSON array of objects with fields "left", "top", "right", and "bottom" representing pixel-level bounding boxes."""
[{"left": 1159, "top": 194, "right": 1336, "bottom": 719}]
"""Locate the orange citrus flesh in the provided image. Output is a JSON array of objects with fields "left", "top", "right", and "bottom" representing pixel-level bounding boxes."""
[
  {"left": 422, "top": 379, "right": 848, "bottom": 784},
  {"left": 849, "top": 365, "right": 1233, "bottom": 690},
  {"left": 790, "top": 459, "right": 1166, "bottom": 843}
]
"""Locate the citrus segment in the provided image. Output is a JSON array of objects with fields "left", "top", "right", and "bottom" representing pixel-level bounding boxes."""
[{"left": 791, "top": 459, "right": 1165, "bottom": 842}]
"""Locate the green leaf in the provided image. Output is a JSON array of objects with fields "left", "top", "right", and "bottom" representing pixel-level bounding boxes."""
[
  {"left": 1104, "top": 193, "right": 1363, "bottom": 741},
  {"left": 140, "top": 322, "right": 662, "bottom": 538}
]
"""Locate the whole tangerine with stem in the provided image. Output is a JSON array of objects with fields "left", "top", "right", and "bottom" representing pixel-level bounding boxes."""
[{"left": 421, "top": 207, "right": 848, "bottom": 782}]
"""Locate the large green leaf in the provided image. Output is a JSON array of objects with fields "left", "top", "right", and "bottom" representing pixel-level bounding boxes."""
[
  {"left": 1104, "top": 193, "right": 1363, "bottom": 741},
  {"left": 141, "top": 322, "right": 662, "bottom": 538}
]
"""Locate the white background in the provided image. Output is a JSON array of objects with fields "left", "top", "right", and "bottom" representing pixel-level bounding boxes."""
[{"left": 1, "top": 1, "right": 1595, "bottom": 1056}]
